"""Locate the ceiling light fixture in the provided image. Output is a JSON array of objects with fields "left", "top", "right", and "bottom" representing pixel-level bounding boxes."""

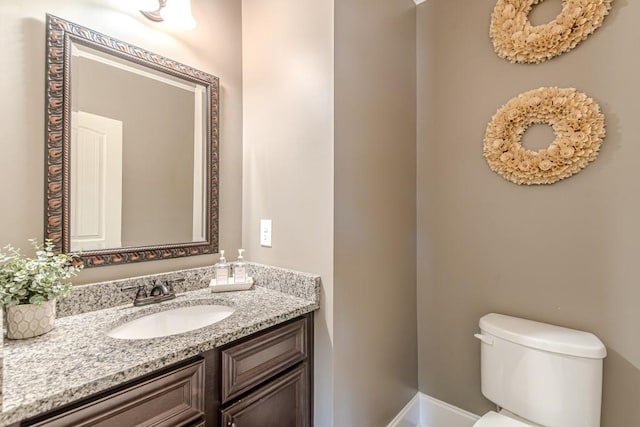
[{"left": 140, "top": 0, "right": 196, "bottom": 29}]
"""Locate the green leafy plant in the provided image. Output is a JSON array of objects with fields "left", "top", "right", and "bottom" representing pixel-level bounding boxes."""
[{"left": 0, "top": 239, "right": 83, "bottom": 306}]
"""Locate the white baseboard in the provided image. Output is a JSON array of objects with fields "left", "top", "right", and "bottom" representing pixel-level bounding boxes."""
[
  {"left": 388, "top": 392, "right": 480, "bottom": 427},
  {"left": 387, "top": 393, "right": 422, "bottom": 427}
]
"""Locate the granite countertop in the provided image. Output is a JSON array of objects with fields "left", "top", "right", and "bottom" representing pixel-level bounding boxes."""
[{"left": 0, "top": 278, "right": 319, "bottom": 426}]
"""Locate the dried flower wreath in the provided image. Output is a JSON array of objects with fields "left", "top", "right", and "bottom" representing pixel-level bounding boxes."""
[
  {"left": 484, "top": 87, "right": 606, "bottom": 185},
  {"left": 490, "top": 0, "right": 613, "bottom": 64}
]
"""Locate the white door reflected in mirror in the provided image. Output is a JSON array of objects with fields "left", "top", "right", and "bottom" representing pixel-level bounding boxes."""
[{"left": 71, "top": 111, "right": 123, "bottom": 251}]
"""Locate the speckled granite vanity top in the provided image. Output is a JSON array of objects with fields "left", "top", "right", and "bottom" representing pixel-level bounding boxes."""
[{"left": 0, "top": 263, "right": 320, "bottom": 426}]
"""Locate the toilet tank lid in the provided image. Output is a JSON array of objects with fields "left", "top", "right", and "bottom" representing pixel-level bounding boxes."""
[{"left": 479, "top": 313, "right": 607, "bottom": 359}]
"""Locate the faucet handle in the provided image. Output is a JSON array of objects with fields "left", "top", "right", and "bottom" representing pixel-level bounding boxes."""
[
  {"left": 163, "top": 278, "right": 185, "bottom": 293},
  {"left": 121, "top": 284, "right": 147, "bottom": 300}
]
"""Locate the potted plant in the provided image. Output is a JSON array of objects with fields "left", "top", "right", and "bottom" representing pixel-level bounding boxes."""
[{"left": 0, "top": 239, "right": 82, "bottom": 339}]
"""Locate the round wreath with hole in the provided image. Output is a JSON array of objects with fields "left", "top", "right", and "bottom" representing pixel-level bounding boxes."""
[
  {"left": 483, "top": 87, "right": 605, "bottom": 185},
  {"left": 490, "top": 0, "right": 613, "bottom": 64}
]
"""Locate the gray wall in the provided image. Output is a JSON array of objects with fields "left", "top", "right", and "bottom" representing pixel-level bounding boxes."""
[
  {"left": 242, "top": 0, "right": 418, "bottom": 425},
  {"left": 0, "top": 0, "right": 243, "bottom": 284},
  {"left": 74, "top": 57, "right": 195, "bottom": 247},
  {"left": 241, "top": 0, "right": 335, "bottom": 424},
  {"left": 334, "top": 0, "right": 418, "bottom": 425},
  {"left": 416, "top": 1, "right": 640, "bottom": 426}
]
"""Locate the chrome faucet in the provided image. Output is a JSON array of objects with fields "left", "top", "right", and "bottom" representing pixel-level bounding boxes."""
[{"left": 121, "top": 279, "right": 184, "bottom": 306}]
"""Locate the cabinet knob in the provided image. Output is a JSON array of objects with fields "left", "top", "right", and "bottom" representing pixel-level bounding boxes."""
[{"left": 227, "top": 420, "right": 236, "bottom": 427}]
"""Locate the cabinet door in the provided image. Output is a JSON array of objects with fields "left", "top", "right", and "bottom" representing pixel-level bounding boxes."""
[
  {"left": 221, "top": 317, "right": 308, "bottom": 403},
  {"left": 220, "top": 364, "right": 308, "bottom": 427},
  {"left": 26, "top": 359, "right": 205, "bottom": 427}
]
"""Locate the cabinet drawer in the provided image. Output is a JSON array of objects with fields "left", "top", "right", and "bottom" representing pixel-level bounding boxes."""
[
  {"left": 220, "top": 364, "right": 309, "bottom": 427},
  {"left": 28, "top": 359, "right": 205, "bottom": 427},
  {"left": 221, "top": 317, "right": 308, "bottom": 403}
]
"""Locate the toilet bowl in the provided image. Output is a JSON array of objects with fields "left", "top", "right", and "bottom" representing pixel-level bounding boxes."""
[
  {"left": 473, "top": 313, "right": 606, "bottom": 427},
  {"left": 473, "top": 411, "right": 535, "bottom": 427}
]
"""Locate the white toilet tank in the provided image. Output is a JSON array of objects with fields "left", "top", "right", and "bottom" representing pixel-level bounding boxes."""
[{"left": 476, "top": 313, "right": 607, "bottom": 427}]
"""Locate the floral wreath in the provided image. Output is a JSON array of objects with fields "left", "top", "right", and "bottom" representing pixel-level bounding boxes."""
[
  {"left": 490, "top": 0, "right": 613, "bottom": 64},
  {"left": 484, "top": 87, "right": 606, "bottom": 185}
]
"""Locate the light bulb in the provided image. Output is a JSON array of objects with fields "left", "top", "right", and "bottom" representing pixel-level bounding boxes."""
[
  {"left": 160, "top": 0, "right": 196, "bottom": 30},
  {"left": 137, "top": 0, "right": 160, "bottom": 11}
]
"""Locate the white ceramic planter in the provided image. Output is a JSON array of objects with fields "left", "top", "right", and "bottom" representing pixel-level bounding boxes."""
[{"left": 6, "top": 300, "right": 56, "bottom": 340}]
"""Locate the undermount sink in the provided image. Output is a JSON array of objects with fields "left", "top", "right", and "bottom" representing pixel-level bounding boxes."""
[{"left": 107, "top": 304, "right": 235, "bottom": 340}]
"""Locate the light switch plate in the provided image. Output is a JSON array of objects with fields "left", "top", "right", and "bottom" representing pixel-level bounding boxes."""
[{"left": 260, "top": 219, "right": 272, "bottom": 247}]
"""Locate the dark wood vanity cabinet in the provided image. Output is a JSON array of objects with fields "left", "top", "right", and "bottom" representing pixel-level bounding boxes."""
[{"left": 19, "top": 313, "right": 313, "bottom": 427}]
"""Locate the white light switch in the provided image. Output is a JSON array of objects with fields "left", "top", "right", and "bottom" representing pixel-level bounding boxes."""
[{"left": 260, "top": 219, "right": 272, "bottom": 247}]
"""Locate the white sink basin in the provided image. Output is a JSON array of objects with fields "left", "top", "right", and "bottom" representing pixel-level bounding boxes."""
[{"left": 107, "top": 304, "right": 234, "bottom": 340}]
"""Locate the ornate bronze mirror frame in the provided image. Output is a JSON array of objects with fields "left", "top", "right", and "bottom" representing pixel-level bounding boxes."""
[{"left": 45, "top": 14, "right": 219, "bottom": 267}]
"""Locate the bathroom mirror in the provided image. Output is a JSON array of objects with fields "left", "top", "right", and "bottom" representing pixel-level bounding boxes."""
[{"left": 45, "top": 14, "right": 219, "bottom": 267}]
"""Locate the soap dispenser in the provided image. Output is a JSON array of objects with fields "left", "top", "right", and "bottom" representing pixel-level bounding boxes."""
[
  {"left": 233, "top": 249, "right": 248, "bottom": 283},
  {"left": 214, "top": 250, "right": 230, "bottom": 285}
]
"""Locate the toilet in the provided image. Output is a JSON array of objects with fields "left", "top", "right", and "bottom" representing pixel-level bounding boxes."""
[{"left": 473, "top": 313, "right": 607, "bottom": 427}]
